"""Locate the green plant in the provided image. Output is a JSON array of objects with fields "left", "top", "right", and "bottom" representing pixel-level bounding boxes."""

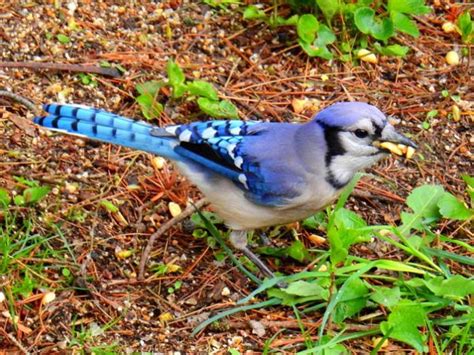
[
  {"left": 243, "top": 0, "right": 432, "bottom": 61},
  {"left": 135, "top": 59, "right": 239, "bottom": 120},
  {"left": 78, "top": 73, "right": 98, "bottom": 87},
  {"left": 4, "top": 177, "right": 51, "bottom": 206},
  {"left": 193, "top": 175, "right": 474, "bottom": 352},
  {"left": 244, "top": 5, "right": 298, "bottom": 27},
  {"left": 203, "top": 0, "right": 241, "bottom": 9},
  {"left": 457, "top": 11, "right": 473, "bottom": 44},
  {"left": 56, "top": 33, "right": 71, "bottom": 44}
]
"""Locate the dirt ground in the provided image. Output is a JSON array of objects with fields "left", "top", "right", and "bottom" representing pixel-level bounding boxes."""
[{"left": 0, "top": 1, "right": 472, "bottom": 353}]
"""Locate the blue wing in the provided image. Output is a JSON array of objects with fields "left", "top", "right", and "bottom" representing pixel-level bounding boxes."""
[
  {"left": 159, "top": 120, "right": 306, "bottom": 207},
  {"left": 35, "top": 103, "right": 304, "bottom": 207}
]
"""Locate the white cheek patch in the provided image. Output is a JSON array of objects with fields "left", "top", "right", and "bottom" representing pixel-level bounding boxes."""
[
  {"left": 329, "top": 154, "right": 383, "bottom": 185},
  {"left": 340, "top": 133, "right": 378, "bottom": 156}
]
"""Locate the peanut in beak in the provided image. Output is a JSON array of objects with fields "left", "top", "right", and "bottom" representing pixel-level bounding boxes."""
[{"left": 375, "top": 141, "right": 416, "bottom": 159}]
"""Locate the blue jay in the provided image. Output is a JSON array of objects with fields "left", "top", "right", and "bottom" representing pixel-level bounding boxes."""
[{"left": 34, "top": 102, "right": 416, "bottom": 278}]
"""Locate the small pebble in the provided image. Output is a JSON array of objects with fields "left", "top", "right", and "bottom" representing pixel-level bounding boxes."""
[
  {"left": 42, "top": 291, "right": 56, "bottom": 305},
  {"left": 357, "top": 49, "right": 378, "bottom": 64},
  {"left": 221, "top": 286, "right": 231, "bottom": 296},
  {"left": 168, "top": 202, "right": 182, "bottom": 217},
  {"left": 442, "top": 22, "right": 456, "bottom": 33},
  {"left": 445, "top": 51, "right": 459, "bottom": 65}
]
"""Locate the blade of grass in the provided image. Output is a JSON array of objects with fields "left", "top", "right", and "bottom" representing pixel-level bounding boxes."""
[
  {"left": 292, "top": 304, "right": 314, "bottom": 349},
  {"left": 197, "top": 210, "right": 261, "bottom": 284},
  {"left": 191, "top": 298, "right": 281, "bottom": 336},
  {"left": 423, "top": 247, "right": 474, "bottom": 266},
  {"left": 370, "top": 328, "right": 393, "bottom": 355},
  {"left": 317, "top": 261, "right": 376, "bottom": 343},
  {"left": 298, "top": 328, "right": 380, "bottom": 354}
]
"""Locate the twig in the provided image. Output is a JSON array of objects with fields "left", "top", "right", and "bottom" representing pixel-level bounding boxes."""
[
  {"left": 0, "top": 61, "right": 121, "bottom": 78},
  {"left": 138, "top": 198, "right": 208, "bottom": 280},
  {"left": 0, "top": 330, "right": 28, "bottom": 354},
  {"left": 0, "top": 90, "right": 39, "bottom": 114}
]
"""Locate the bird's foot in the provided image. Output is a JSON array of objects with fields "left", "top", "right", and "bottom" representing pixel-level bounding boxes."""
[{"left": 229, "top": 230, "right": 286, "bottom": 288}]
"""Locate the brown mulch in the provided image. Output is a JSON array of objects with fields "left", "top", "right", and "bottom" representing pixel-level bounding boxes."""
[{"left": 0, "top": 1, "right": 472, "bottom": 353}]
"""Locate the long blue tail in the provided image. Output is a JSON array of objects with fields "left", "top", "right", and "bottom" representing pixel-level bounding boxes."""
[{"left": 34, "top": 104, "right": 180, "bottom": 160}]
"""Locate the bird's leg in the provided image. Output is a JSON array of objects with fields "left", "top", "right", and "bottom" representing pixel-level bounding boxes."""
[
  {"left": 229, "top": 230, "right": 276, "bottom": 279},
  {"left": 258, "top": 232, "right": 272, "bottom": 246}
]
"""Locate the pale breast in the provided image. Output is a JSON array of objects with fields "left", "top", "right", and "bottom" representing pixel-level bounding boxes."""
[{"left": 175, "top": 161, "right": 341, "bottom": 230}]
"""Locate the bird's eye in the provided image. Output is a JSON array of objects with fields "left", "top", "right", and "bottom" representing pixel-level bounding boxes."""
[{"left": 354, "top": 129, "right": 369, "bottom": 138}]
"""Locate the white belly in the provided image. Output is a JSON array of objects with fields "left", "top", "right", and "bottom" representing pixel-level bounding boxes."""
[{"left": 175, "top": 162, "right": 339, "bottom": 230}]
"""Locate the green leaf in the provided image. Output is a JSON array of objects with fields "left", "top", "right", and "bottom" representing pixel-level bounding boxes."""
[
  {"left": 327, "top": 208, "right": 370, "bottom": 265},
  {"left": 424, "top": 275, "right": 474, "bottom": 299},
  {"left": 136, "top": 94, "right": 163, "bottom": 120},
  {"left": 79, "top": 73, "right": 91, "bottom": 85},
  {"left": 284, "top": 280, "right": 326, "bottom": 297},
  {"left": 286, "top": 240, "right": 310, "bottom": 263},
  {"left": 376, "top": 43, "right": 410, "bottom": 57},
  {"left": 371, "top": 286, "right": 401, "bottom": 308},
  {"left": 316, "top": 0, "right": 340, "bottom": 21},
  {"left": 14, "top": 195, "right": 25, "bottom": 206},
  {"left": 299, "top": 40, "right": 332, "bottom": 59},
  {"left": 302, "top": 211, "right": 327, "bottom": 230},
  {"left": 243, "top": 5, "right": 267, "bottom": 21},
  {"left": 457, "top": 12, "right": 473, "bottom": 44},
  {"left": 166, "top": 59, "right": 186, "bottom": 98},
  {"left": 23, "top": 186, "right": 50, "bottom": 204},
  {"left": 135, "top": 80, "right": 165, "bottom": 119},
  {"left": 297, "top": 14, "right": 319, "bottom": 43},
  {"left": 267, "top": 288, "right": 298, "bottom": 305},
  {"left": 13, "top": 272, "right": 35, "bottom": 298},
  {"left": 462, "top": 174, "right": 474, "bottom": 189},
  {"left": 99, "top": 60, "right": 111, "bottom": 68},
  {"left": 100, "top": 200, "right": 119, "bottom": 213},
  {"left": 197, "top": 98, "right": 239, "bottom": 119},
  {"left": 399, "top": 185, "right": 445, "bottom": 233},
  {"left": 391, "top": 11, "right": 420, "bottom": 37},
  {"left": 56, "top": 34, "right": 70, "bottom": 44},
  {"left": 0, "top": 188, "right": 11, "bottom": 206},
  {"left": 191, "top": 211, "right": 223, "bottom": 229},
  {"left": 387, "top": 0, "right": 430, "bottom": 15},
  {"left": 333, "top": 208, "right": 367, "bottom": 230},
  {"left": 328, "top": 208, "right": 370, "bottom": 264},
  {"left": 406, "top": 185, "right": 445, "bottom": 217},
  {"left": 14, "top": 176, "right": 39, "bottom": 187},
  {"left": 371, "top": 17, "right": 394, "bottom": 41},
  {"left": 380, "top": 300, "right": 427, "bottom": 352},
  {"left": 426, "top": 109, "right": 438, "bottom": 119},
  {"left": 462, "top": 174, "right": 474, "bottom": 202},
  {"left": 271, "top": 14, "right": 299, "bottom": 27},
  {"left": 136, "top": 80, "right": 164, "bottom": 96},
  {"left": 354, "top": 7, "right": 394, "bottom": 41},
  {"left": 299, "top": 25, "right": 335, "bottom": 59},
  {"left": 438, "top": 192, "right": 472, "bottom": 221},
  {"left": 316, "top": 335, "right": 349, "bottom": 355},
  {"left": 354, "top": 7, "right": 374, "bottom": 34},
  {"left": 374, "top": 259, "right": 426, "bottom": 274},
  {"left": 186, "top": 80, "right": 219, "bottom": 100},
  {"left": 315, "top": 24, "right": 336, "bottom": 45},
  {"left": 333, "top": 277, "right": 369, "bottom": 323}
]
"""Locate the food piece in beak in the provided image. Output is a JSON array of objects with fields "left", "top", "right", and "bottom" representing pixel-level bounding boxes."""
[
  {"left": 406, "top": 146, "right": 416, "bottom": 159},
  {"left": 379, "top": 141, "right": 404, "bottom": 156},
  {"left": 375, "top": 125, "right": 417, "bottom": 159}
]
